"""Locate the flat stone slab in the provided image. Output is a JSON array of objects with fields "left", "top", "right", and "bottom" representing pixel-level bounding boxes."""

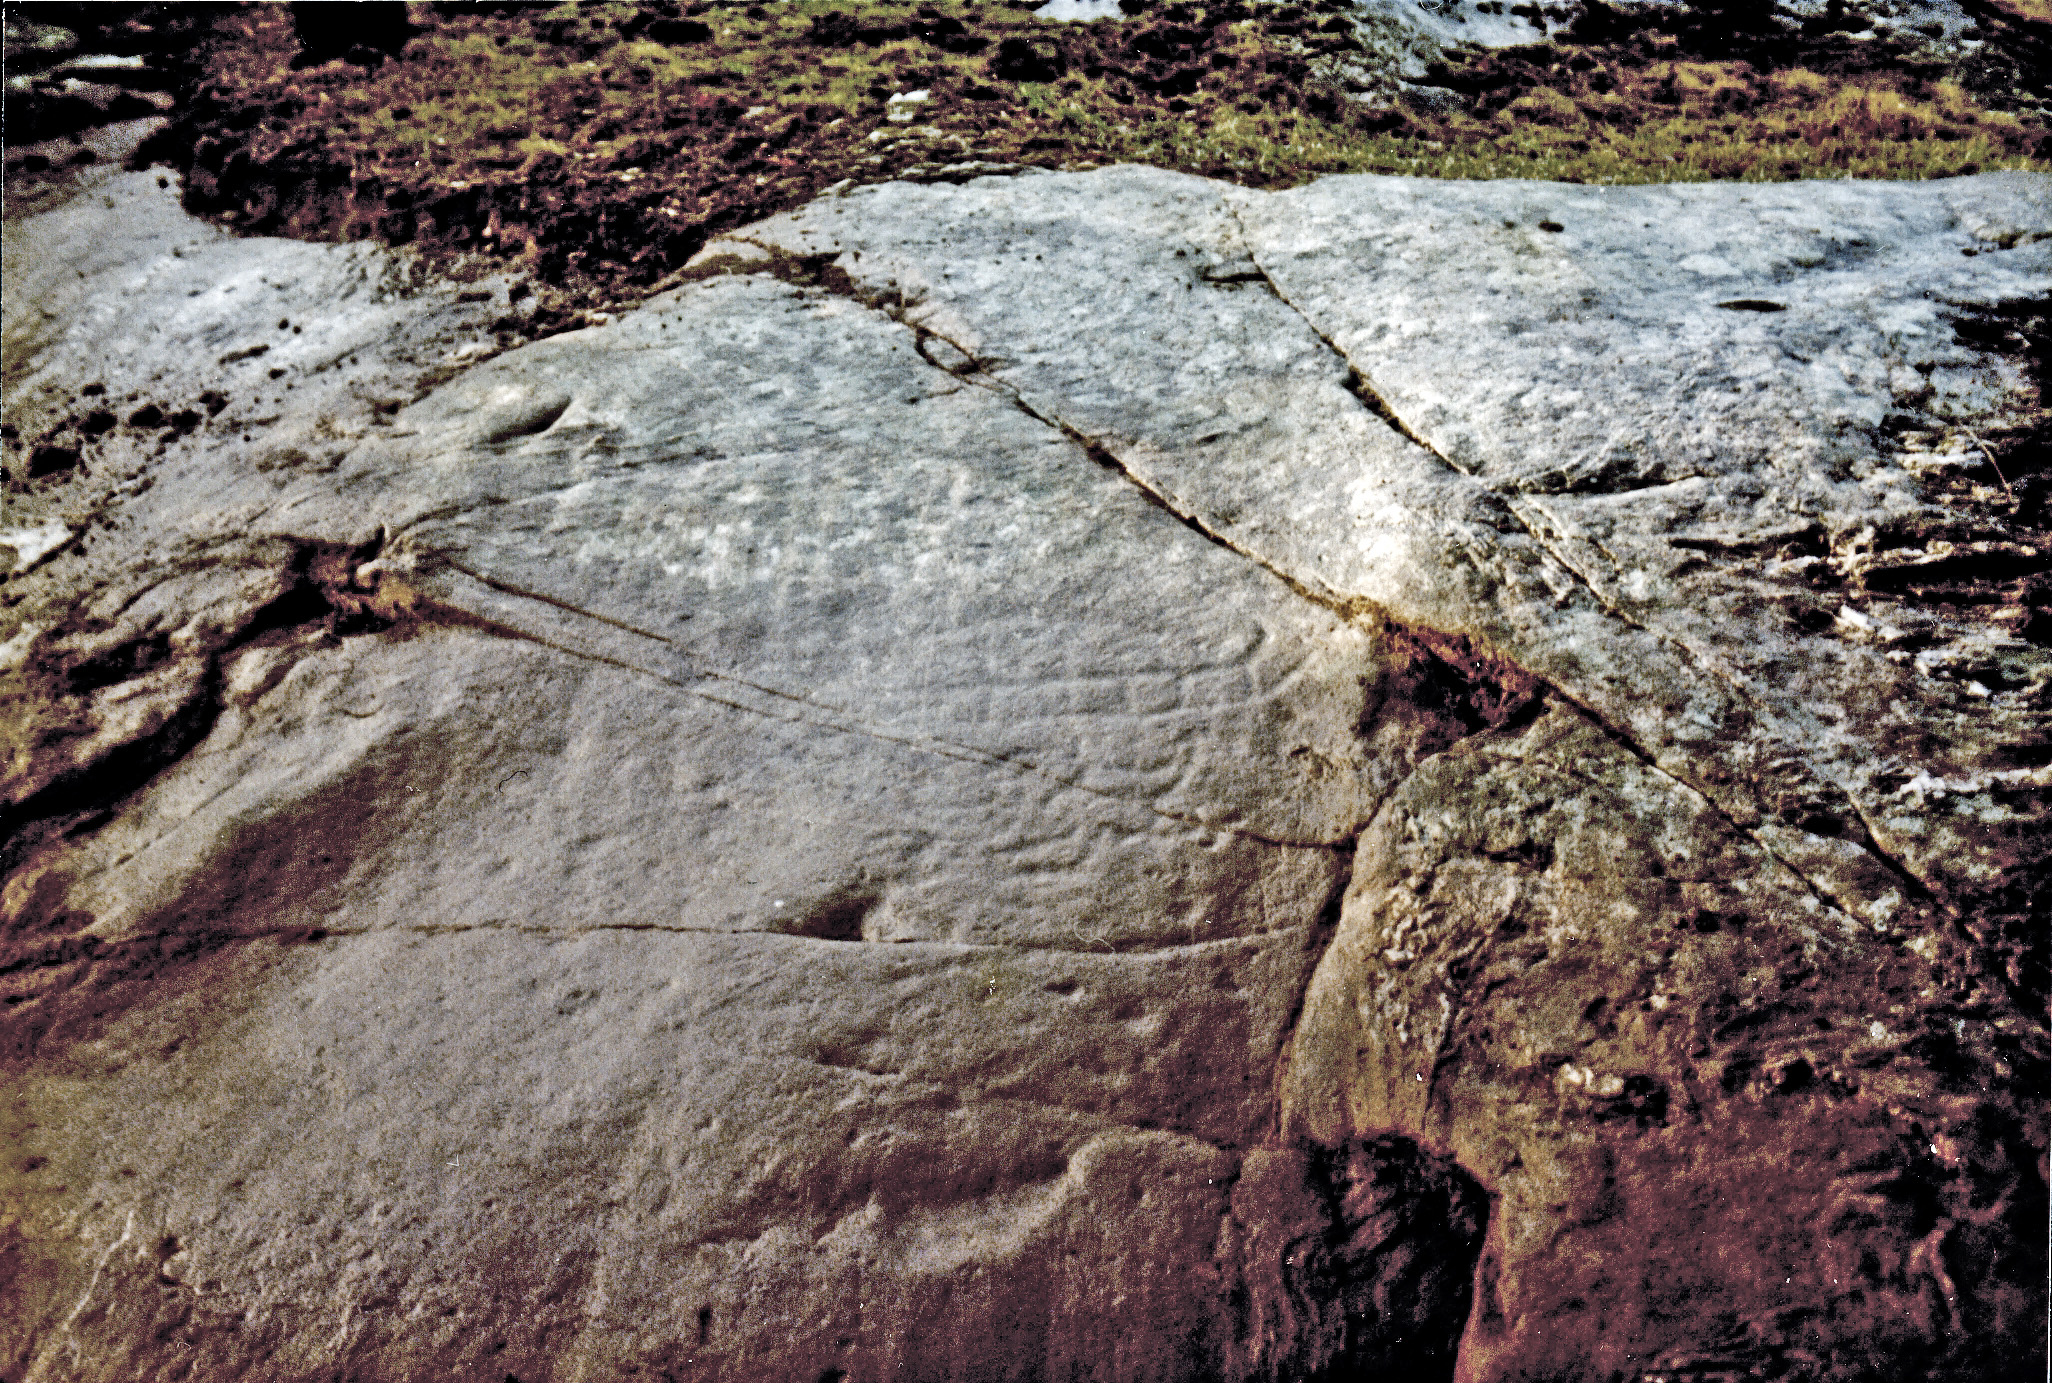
[{"left": 3, "top": 165, "right": 2045, "bottom": 1383}]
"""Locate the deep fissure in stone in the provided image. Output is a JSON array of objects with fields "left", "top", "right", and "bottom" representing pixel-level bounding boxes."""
[{"left": 1299, "top": 1137, "right": 1490, "bottom": 1382}]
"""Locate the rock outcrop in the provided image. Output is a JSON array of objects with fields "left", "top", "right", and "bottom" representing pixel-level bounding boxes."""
[{"left": 3, "top": 162, "right": 2046, "bottom": 1382}]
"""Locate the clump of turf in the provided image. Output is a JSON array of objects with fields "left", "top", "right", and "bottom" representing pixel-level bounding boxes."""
[{"left": 145, "top": 0, "right": 2050, "bottom": 312}]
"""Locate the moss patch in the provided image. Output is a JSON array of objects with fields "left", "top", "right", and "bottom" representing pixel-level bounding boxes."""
[{"left": 147, "top": 0, "right": 2051, "bottom": 309}]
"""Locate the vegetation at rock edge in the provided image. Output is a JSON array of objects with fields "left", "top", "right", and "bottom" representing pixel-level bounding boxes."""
[{"left": 19, "top": 0, "right": 2048, "bottom": 307}]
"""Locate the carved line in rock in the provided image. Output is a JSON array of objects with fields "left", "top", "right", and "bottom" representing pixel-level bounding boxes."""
[
  {"left": 6, "top": 909, "right": 1282, "bottom": 1040},
  {"left": 689, "top": 241, "right": 1743, "bottom": 777},
  {"left": 695, "top": 239, "right": 1546, "bottom": 744}
]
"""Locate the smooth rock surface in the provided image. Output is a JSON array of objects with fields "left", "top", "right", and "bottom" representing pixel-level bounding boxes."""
[{"left": 3, "top": 164, "right": 2046, "bottom": 1383}]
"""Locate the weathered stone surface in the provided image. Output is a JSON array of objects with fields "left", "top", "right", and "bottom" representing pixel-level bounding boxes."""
[
  {"left": 1035, "top": 0, "right": 1549, "bottom": 69},
  {"left": 4, "top": 172, "right": 1419, "bottom": 1382},
  {"left": 747, "top": 162, "right": 2051, "bottom": 957},
  {"left": 1284, "top": 706, "right": 2045, "bottom": 1381},
  {"left": 3, "top": 163, "right": 2046, "bottom": 1383}
]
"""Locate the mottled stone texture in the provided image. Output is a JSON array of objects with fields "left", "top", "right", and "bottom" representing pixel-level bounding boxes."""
[{"left": 3, "top": 165, "right": 2045, "bottom": 1382}]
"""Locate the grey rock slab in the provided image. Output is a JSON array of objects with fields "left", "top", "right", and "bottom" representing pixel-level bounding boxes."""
[
  {"left": 5, "top": 159, "right": 2047, "bottom": 1383},
  {"left": 746, "top": 165, "right": 2050, "bottom": 936},
  {"left": 2, "top": 169, "right": 515, "bottom": 556},
  {"left": 1035, "top": 0, "right": 1128, "bottom": 19},
  {"left": 1033, "top": 0, "right": 1546, "bottom": 52},
  {"left": 1343, "top": 0, "right": 1551, "bottom": 56},
  {"left": 1333, "top": 0, "right": 2002, "bottom": 65}
]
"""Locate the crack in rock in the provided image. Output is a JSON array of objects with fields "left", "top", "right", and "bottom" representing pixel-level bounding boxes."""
[
  {"left": 722, "top": 179, "right": 1967, "bottom": 953},
  {"left": 1231, "top": 217, "right": 1954, "bottom": 944}
]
